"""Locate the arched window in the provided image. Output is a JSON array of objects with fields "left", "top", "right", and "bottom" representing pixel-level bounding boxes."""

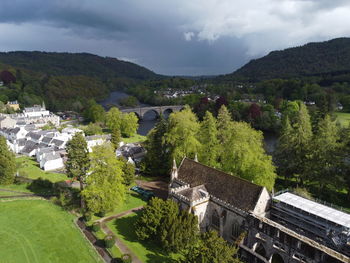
[
  {"left": 211, "top": 210, "right": 220, "bottom": 229},
  {"left": 231, "top": 221, "right": 240, "bottom": 237}
]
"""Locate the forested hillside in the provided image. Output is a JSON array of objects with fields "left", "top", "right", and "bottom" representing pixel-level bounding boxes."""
[
  {"left": 0, "top": 52, "right": 161, "bottom": 111},
  {"left": 0, "top": 51, "right": 158, "bottom": 80},
  {"left": 223, "top": 38, "right": 350, "bottom": 81}
]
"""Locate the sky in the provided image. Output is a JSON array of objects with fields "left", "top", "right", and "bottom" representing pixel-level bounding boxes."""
[{"left": 1, "top": 0, "right": 350, "bottom": 76}]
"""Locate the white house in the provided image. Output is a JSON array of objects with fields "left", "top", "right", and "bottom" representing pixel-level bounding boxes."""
[
  {"left": 40, "top": 152, "right": 64, "bottom": 171},
  {"left": 23, "top": 104, "right": 50, "bottom": 118},
  {"left": 86, "top": 135, "right": 109, "bottom": 152}
]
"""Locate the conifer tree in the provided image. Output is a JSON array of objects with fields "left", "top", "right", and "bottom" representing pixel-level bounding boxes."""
[
  {"left": 217, "top": 105, "right": 232, "bottom": 145},
  {"left": 142, "top": 117, "right": 171, "bottom": 176},
  {"left": 307, "top": 115, "right": 342, "bottom": 193},
  {"left": 65, "top": 132, "right": 90, "bottom": 208},
  {"left": 0, "top": 136, "right": 16, "bottom": 185},
  {"left": 111, "top": 128, "right": 121, "bottom": 150},
  {"left": 181, "top": 230, "right": 241, "bottom": 263}
]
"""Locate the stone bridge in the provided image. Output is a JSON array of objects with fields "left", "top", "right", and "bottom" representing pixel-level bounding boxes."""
[{"left": 121, "top": 105, "right": 184, "bottom": 119}]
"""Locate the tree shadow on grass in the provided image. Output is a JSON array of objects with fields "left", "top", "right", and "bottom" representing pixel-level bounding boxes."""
[{"left": 111, "top": 212, "right": 177, "bottom": 263}]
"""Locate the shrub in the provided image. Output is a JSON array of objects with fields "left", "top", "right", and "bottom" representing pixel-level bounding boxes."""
[
  {"left": 121, "top": 254, "right": 132, "bottom": 263},
  {"left": 92, "top": 222, "right": 101, "bottom": 232},
  {"left": 84, "top": 212, "right": 92, "bottom": 222},
  {"left": 104, "top": 234, "right": 116, "bottom": 248}
]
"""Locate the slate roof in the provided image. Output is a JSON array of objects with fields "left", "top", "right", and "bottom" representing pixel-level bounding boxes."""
[
  {"left": 51, "top": 139, "right": 64, "bottom": 147},
  {"left": 21, "top": 140, "right": 38, "bottom": 154},
  {"left": 17, "top": 138, "right": 26, "bottom": 147},
  {"left": 28, "top": 132, "right": 41, "bottom": 140},
  {"left": 43, "top": 152, "right": 62, "bottom": 161},
  {"left": 177, "top": 185, "right": 209, "bottom": 202},
  {"left": 42, "top": 136, "right": 53, "bottom": 144},
  {"left": 177, "top": 158, "right": 264, "bottom": 211}
]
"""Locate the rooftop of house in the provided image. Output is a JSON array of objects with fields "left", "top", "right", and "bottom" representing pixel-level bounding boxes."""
[
  {"left": 21, "top": 140, "right": 38, "bottom": 154},
  {"left": 176, "top": 158, "right": 265, "bottom": 212},
  {"left": 43, "top": 152, "right": 62, "bottom": 162}
]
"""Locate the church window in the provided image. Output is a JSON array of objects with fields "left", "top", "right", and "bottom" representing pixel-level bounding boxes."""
[
  {"left": 211, "top": 210, "right": 220, "bottom": 228},
  {"left": 232, "top": 221, "right": 240, "bottom": 237}
]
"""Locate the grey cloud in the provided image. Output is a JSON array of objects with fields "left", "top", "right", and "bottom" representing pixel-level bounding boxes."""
[{"left": 0, "top": 0, "right": 349, "bottom": 75}]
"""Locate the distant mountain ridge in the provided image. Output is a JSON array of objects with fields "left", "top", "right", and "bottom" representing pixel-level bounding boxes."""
[
  {"left": 0, "top": 51, "right": 159, "bottom": 80},
  {"left": 223, "top": 37, "right": 350, "bottom": 81}
]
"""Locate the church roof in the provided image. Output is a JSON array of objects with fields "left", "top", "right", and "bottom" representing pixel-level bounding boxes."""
[{"left": 177, "top": 158, "right": 264, "bottom": 211}]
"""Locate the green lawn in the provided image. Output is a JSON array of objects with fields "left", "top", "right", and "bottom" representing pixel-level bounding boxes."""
[
  {"left": 90, "top": 191, "right": 147, "bottom": 223},
  {"left": 335, "top": 112, "right": 350, "bottom": 127},
  {"left": 16, "top": 156, "right": 69, "bottom": 183},
  {"left": 94, "top": 229, "right": 122, "bottom": 258},
  {"left": 106, "top": 213, "right": 180, "bottom": 263},
  {"left": 0, "top": 200, "right": 103, "bottom": 263},
  {"left": 122, "top": 134, "right": 146, "bottom": 143}
]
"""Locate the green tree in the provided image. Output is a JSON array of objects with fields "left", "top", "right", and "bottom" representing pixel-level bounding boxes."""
[
  {"left": 307, "top": 115, "right": 342, "bottom": 193},
  {"left": 83, "top": 122, "right": 103, "bottom": 136},
  {"left": 84, "top": 100, "right": 105, "bottom": 123},
  {"left": 135, "top": 198, "right": 178, "bottom": 240},
  {"left": 82, "top": 144, "right": 125, "bottom": 214},
  {"left": 165, "top": 106, "right": 201, "bottom": 162},
  {"left": 121, "top": 112, "right": 139, "bottom": 137},
  {"left": 65, "top": 133, "right": 90, "bottom": 208},
  {"left": 111, "top": 128, "right": 121, "bottom": 150},
  {"left": 160, "top": 210, "right": 198, "bottom": 253},
  {"left": 181, "top": 230, "right": 241, "bottom": 263},
  {"left": 0, "top": 136, "right": 16, "bottom": 185},
  {"left": 142, "top": 117, "right": 171, "bottom": 176},
  {"left": 275, "top": 102, "right": 313, "bottom": 184},
  {"left": 198, "top": 111, "right": 219, "bottom": 167},
  {"left": 220, "top": 122, "right": 276, "bottom": 191},
  {"left": 122, "top": 160, "right": 135, "bottom": 186},
  {"left": 106, "top": 107, "right": 122, "bottom": 131},
  {"left": 217, "top": 105, "right": 232, "bottom": 145}
]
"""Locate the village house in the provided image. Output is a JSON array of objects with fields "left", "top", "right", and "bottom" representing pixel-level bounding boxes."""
[
  {"left": 6, "top": 100, "right": 20, "bottom": 111},
  {"left": 169, "top": 158, "right": 350, "bottom": 263},
  {"left": 116, "top": 142, "right": 146, "bottom": 164},
  {"left": 86, "top": 134, "right": 110, "bottom": 152}
]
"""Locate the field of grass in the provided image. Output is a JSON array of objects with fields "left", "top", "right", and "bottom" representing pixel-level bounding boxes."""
[
  {"left": 0, "top": 200, "right": 103, "bottom": 263},
  {"left": 16, "top": 156, "right": 68, "bottom": 183},
  {"left": 107, "top": 212, "right": 180, "bottom": 263},
  {"left": 94, "top": 229, "right": 122, "bottom": 258},
  {"left": 0, "top": 184, "right": 33, "bottom": 196},
  {"left": 89, "top": 191, "right": 147, "bottom": 223},
  {"left": 335, "top": 112, "right": 350, "bottom": 127},
  {"left": 122, "top": 134, "right": 146, "bottom": 143}
]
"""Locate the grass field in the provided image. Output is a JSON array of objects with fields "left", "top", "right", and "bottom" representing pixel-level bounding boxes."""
[
  {"left": 0, "top": 200, "right": 103, "bottom": 263},
  {"left": 89, "top": 191, "right": 147, "bottom": 223},
  {"left": 107, "top": 212, "right": 180, "bottom": 263},
  {"left": 122, "top": 134, "right": 146, "bottom": 143},
  {"left": 16, "top": 156, "right": 69, "bottom": 183},
  {"left": 335, "top": 112, "right": 350, "bottom": 127}
]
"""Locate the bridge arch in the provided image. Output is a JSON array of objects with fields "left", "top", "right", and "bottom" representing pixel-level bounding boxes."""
[
  {"left": 270, "top": 253, "right": 284, "bottom": 263},
  {"left": 142, "top": 109, "right": 160, "bottom": 120},
  {"left": 162, "top": 108, "right": 174, "bottom": 117},
  {"left": 254, "top": 243, "right": 267, "bottom": 258}
]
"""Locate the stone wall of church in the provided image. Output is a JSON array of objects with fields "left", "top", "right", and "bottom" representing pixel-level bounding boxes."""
[{"left": 202, "top": 200, "right": 247, "bottom": 243}]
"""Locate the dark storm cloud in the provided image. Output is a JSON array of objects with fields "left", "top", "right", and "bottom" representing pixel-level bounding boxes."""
[{"left": 0, "top": 0, "right": 350, "bottom": 75}]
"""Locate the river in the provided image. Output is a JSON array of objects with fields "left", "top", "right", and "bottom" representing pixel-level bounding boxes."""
[{"left": 99, "top": 91, "right": 278, "bottom": 153}]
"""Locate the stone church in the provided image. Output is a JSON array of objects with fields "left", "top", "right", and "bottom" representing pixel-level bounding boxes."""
[{"left": 168, "top": 158, "right": 350, "bottom": 263}]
